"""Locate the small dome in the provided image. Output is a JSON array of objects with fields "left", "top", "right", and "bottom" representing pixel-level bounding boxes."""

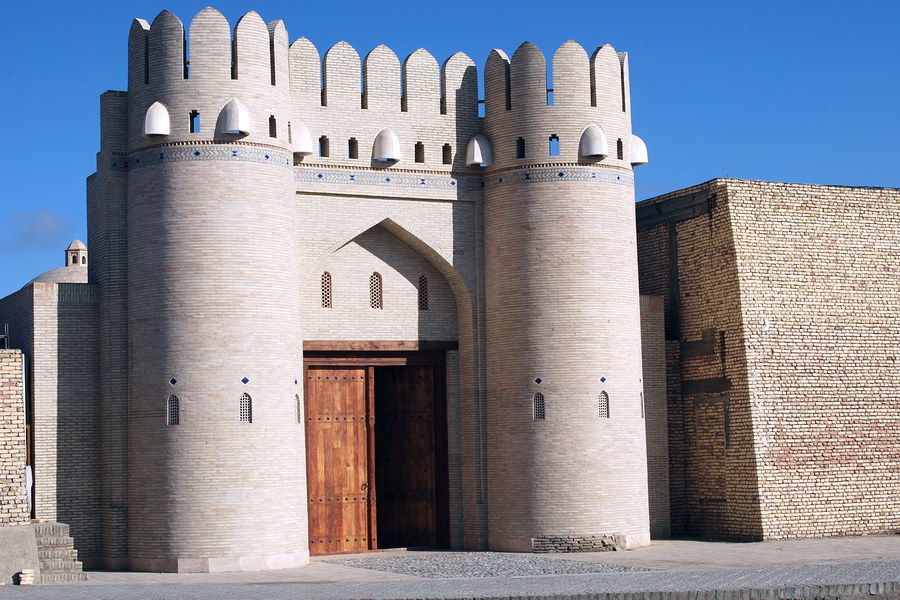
[
  {"left": 579, "top": 124, "right": 608, "bottom": 159},
  {"left": 373, "top": 128, "right": 401, "bottom": 162},
  {"left": 465, "top": 134, "right": 493, "bottom": 167},
  {"left": 67, "top": 240, "right": 87, "bottom": 251},
  {"left": 292, "top": 123, "right": 313, "bottom": 156},
  {"left": 630, "top": 134, "right": 649, "bottom": 166},
  {"left": 218, "top": 98, "right": 251, "bottom": 135},
  {"left": 27, "top": 265, "right": 88, "bottom": 286},
  {"left": 143, "top": 101, "right": 171, "bottom": 137}
]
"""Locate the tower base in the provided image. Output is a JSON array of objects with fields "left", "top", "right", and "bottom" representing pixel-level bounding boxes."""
[
  {"left": 490, "top": 532, "right": 650, "bottom": 553},
  {"left": 128, "top": 549, "right": 310, "bottom": 573}
]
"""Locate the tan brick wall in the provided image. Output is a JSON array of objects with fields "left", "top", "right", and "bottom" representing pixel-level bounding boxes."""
[
  {"left": 0, "top": 350, "right": 28, "bottom": 526},
  {"left": 638, "top": 179, "right": 900, "bottom": 540},
  {"left": 726, "top": 180, "right": 900, "bottom": 538}
]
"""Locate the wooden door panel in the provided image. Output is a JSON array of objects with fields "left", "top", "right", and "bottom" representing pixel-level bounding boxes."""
[{"left": 306, "top": 367, "right": 371, "bottom": 554}]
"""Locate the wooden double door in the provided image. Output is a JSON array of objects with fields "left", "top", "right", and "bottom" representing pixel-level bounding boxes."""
[{"left": 304, "top": 353, "right": 448, "bottom": 555}]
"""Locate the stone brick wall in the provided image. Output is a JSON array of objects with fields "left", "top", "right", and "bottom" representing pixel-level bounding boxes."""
[
  {"left": 0, "top": 350, "right": 28, "bottom": 526},
  {"left": 638, "top": 179, "right": 900, "bottom": 540},
  {"left": 726, "top": 180, "right": 900, "bottom": 538}
]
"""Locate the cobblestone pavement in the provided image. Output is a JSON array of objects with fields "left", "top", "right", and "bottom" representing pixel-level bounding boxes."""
[{"left": 1, "top": 536, "right": 898, "bottom": 599}]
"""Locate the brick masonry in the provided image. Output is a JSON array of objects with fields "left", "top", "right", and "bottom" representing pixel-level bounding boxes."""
[
  {"left": 637, "top": 179, "right": 900, "bottom": 540},
  {"left": 6, "top": 6, "right": 897, "bottom": 574},
  {"left": 0, "top": 350, "right": 28, "bottom": 526}
]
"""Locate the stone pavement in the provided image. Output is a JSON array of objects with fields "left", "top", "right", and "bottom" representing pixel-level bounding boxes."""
[{"left": 1, "top": 535, "right": 898, "bottom": 599}]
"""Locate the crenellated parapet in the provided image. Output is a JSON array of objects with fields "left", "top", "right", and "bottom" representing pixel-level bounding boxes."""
[
  {"left": 126, "top": 8, "right": 292, "bottom": 157},
  {"left": 118, "top": 8, "right": 647, "bottom": 177},
  {"left": 288, "top": 38, "right": 480, "bottom": 171},
  {"left": 482, "top": 40, "right": 643, "bottom": 171}
]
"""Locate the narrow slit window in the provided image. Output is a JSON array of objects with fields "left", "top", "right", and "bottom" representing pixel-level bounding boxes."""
[
  {"left": 296, "top": 394, "right": 301, "bottom": 423},
  {"left": 546, "top": 88, "right": 554, "bottom": 106},
  {"left": 478, "top": 101, "right": 485, "bottom": 118},
  {"left": 319, "top": 136, "right": 330, "bottom": 157},
  {"left": 240, "top": 393, "right": 252, "bottom": 423},
  {"left": 415, "top": 142, "right": 425, "bottom": 163},
  {"left": 143, "top": 36, "right": 150, "bottom": 84},
  {"left": 190, "top": 110, "right": 200, "bottom": 133},
  {"left": 369, "top": 273, "right": 383, "bottom": 309},
  {"left": 617, "top": 138, "right": 624, "bottom": 160},
  {"left": 287, "top": 122, "right": 293, "bottom": 143},
  {"left": 549, "top": 135, "right": 560, "bottom": 156},
  {"left": 167, "top": 395, "right": 180, "bottom": 426},
  {"left": 268, "top": 115, "right": 277, "bottom": 138},
  {"left": 533, "top": 393, "right": 545, "bottom": 420},
  {"left": 442, "top": 143, "right": 452, "bottom": 165},
  {"left": 418, "top": 275, "right": 429, "bottom": 310},
  {"left": 599, "top": 391, "right": 609, "bottom": 418},
  {"left": 348, "top": 137, "right": 358, "bottom": 159},
  {"left": 440, "top": 97, "right": 447, "bottom": 115},
  {"left": 516, "top": 137, "right": 526, "bottom": 159},
  {"left": 321, "top": 272, "right": 332, "bottom": 308}
]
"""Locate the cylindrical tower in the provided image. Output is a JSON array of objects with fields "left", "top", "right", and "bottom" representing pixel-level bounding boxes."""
[
  {"left": 122, "top": 9, "right": 306, "bottom": 571},
  {"left": 482, "top": 41, "right": 650, "bottom": 552}
]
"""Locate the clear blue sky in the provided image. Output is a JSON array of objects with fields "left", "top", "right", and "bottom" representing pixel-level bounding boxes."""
[{"left": 1, "top": 0, "right": 898, "bottom": 297}]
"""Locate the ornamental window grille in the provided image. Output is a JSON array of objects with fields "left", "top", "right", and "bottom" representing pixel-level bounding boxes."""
[
  {"left": 599, "top": 391, "right": 609, "bottom": 418},
  {"left": 321, "top": 272, "right": 332, "bottom": 308},
  {"left": 167, "top": 395, "right": 180, "bottom": 426},
  {"left": 533, "top": 393, "right": 545, "bottom": 420},
  {"left": 418, "top": 275, "right": 429, "bottom": 310},
  {"left": 240, "top": 393, "right": 252, "bottom": 423},
  {"left": 369, "top": 273, "right": 383, "bottom": 309}
]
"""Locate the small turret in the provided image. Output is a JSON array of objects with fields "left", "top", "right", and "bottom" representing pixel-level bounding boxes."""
[{"left": 65, "top": 240, "right": 87, "bottom": 267}]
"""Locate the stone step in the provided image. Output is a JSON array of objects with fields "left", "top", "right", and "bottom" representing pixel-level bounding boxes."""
[
  {"left": 39, "top": 572, "right": 90, "bottom": 584},
  {"left": 39, "top": 558, "right": 85, "bottom": 572},
  {"left": 31, "top": 522, "right": 70, "bottom": 538},
  {"left": 34, "top": 535, "right": 76, "bottom": 548},
  {"left": 38, "top": 547, "right": 78, "bottom": 560}
]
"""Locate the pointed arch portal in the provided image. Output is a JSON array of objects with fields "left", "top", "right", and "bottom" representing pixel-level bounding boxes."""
[{"left": 303, "top": 220, "right": 461, "bottom": 555}]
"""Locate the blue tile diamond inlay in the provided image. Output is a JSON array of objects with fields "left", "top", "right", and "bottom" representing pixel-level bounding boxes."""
[
  {"left": 169, "top": 378, "right": 177, "bottom": 386},
  {"left": 241, "top": 377, "right": 249, "bottom": 384},
  {"left": 118, "top": 145, "right": 292, "bottom": 171}
]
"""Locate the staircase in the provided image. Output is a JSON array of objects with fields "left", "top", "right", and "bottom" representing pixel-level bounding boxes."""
[{"left": 32, "top": 522, "right": 89, "bottom": 583}]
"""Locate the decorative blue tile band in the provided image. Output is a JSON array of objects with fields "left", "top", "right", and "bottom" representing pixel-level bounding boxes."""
[
  {"left": 295, "top": 168, "right": 482, "bottom": 191},
  {"left": 294, "top": 165, "right": 633, "bottom": 191},
  {"left": 115, "top": 144, "right": 292, "bottom": 170},
  {"left": 484, "top": 167, "right": 634, "bottom": 189}
]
